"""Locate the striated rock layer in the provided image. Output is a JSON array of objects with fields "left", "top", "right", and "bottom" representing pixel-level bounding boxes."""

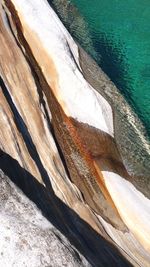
[{"left": 0, "top": 0, "right": 150, "bottom": 266}]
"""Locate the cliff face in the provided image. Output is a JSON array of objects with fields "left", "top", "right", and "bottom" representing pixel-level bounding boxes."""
[{"left": 0, "top": 0, "right": 150, "bottom": 266}]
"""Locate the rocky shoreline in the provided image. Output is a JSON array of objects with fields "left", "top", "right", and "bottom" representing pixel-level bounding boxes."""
[
  {"left": 0, "top": 0, "right": 150, "bottom": 266},
  {"left": 51, "top": 0, "right": 150, "bottom": 194}
]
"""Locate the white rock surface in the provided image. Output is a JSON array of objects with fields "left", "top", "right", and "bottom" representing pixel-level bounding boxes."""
[
  {"left": 102, "top": 171, "right": 150, "bottom": 251},
  {"left": 11, "top": 0, "right": 114, "bottom": 137},
  {"left": 0, "top": 170, "right": 90, "bottom": 267}
]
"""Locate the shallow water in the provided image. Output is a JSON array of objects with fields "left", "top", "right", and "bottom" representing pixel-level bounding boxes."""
[{"left": 70, "top": 0, "right": 150, "bottom": 137}]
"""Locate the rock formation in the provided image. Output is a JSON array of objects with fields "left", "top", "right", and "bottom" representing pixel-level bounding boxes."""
[
  {"left": 0, "top": 170, "right": 91, "bottom": 267},
  {"left": 0, "top": 0, "right": 150, "bottom": 266}
]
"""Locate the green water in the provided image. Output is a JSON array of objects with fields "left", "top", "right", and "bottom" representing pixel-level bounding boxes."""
[{"left": 70, "top": 0, "right": 150, "bottom": 136}]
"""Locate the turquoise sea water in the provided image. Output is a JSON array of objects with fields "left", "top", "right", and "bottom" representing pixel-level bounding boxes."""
[{"left": 71, "top": 0, "right": 150, "bottom": 137}]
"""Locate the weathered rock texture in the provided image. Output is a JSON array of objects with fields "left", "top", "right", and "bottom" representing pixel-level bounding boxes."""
[
  {"left": 0, "top": 0, "right": 150, "bottom": 266},
  {"left": 0, "top": 170, "right": 90, "bottom": 267}
]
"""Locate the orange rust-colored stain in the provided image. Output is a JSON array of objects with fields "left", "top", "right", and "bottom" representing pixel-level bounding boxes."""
[{"left": 63, "top": 116, "right": 118, "bottom": 213}]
